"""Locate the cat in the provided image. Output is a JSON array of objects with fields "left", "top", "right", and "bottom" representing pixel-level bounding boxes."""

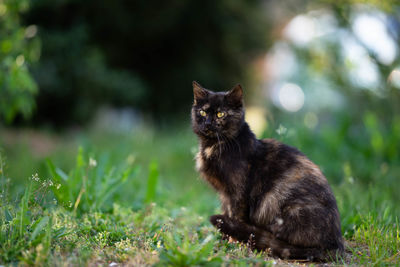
[{"left": 191, "top": 81, "right": 344, "bottom": 261}]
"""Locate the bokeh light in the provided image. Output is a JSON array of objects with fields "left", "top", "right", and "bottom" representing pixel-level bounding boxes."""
[
  {"left": 278, "top": 83, "right": 305, "bottom": 112},
  {"left": 388, "top": 69, "right": 400, "bottom": 88},
  {"left": 352, "top": 12, "right": 398, "bottom": 65},
  {"left": 245, "top": 107, "right": 267, "bottom": 136}
]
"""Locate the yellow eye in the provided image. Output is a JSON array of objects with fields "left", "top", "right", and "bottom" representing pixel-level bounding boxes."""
[
  {"left": 199, "top": 110, "right": 206, "bottom": 117},
  {"left": 217, "top": 112, "right": 225, "bottom": 118}
]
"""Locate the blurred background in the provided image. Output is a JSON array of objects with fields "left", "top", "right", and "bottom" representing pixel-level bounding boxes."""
[{"left": 1, "top": 0, "right": 400, "bottom": 229}]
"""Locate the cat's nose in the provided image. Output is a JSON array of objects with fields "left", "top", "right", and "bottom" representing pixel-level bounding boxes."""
[{"left": 204, "top": 121, "right": 213, "bottom": 131}]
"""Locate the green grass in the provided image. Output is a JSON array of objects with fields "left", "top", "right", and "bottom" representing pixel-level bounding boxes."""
[{"left": 0, "top": 114, "right": 399, "bottom": 266}]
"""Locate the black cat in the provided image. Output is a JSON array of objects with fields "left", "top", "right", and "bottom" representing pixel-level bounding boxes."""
[{"left": 191, "top": 81, "right": 344, "bottom": 261}]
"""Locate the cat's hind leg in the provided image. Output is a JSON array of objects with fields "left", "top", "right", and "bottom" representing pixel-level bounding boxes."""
[{"left": 210, "top": 214, "right": 329, "bottom": 261}]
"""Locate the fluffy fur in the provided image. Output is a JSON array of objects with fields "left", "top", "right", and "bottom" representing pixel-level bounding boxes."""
[{"left": 191, "top": 81, "right": 344, "bottom": 261}]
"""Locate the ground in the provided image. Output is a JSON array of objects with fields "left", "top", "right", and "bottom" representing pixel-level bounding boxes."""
[{"left": 0, "top": 126, "right": 399, "bottom": 266}]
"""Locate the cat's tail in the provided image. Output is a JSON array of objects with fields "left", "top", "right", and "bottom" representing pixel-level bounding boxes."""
[{"left": 210, "top": 214, "right": 341, "bottom": 262}]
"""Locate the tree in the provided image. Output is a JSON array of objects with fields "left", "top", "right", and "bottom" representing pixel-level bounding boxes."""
[
  {"left": 23, "top": 0, "right": 268, "bottom": 125},
  {"left": 0, "top": 0, "right": 40, "bottom": 123}
]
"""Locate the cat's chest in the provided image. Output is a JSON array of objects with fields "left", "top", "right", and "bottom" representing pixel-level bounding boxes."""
[
  {"left": 199, "top": 145, "right": 229, "bottom": 168},
  {"left": 196, "top": 144, "right": 245, "bottom": 179}
]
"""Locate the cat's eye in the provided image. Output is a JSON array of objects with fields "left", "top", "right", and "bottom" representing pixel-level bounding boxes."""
[
  {"left": 217, "top": 112, "right": 225, "bottom": 118},
  {"left": 199, "top": 110, "right": 207, "bottom": 117}
]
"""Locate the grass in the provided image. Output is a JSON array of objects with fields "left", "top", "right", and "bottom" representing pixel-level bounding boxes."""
[{"left": 0, "top": 113, "right": 399, "bottom": 266}]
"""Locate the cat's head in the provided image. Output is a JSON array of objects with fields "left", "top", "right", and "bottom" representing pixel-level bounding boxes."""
[{"left": 191, "top": 81, "right": 245, "bottom": 139}]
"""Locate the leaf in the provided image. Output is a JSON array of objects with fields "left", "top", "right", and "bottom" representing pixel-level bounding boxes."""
[
  {"left": 53, "top": 227, "right": 70, "bottom": 238},
  {"left": 46, "top": 159, "right": 63, "bottom": 182},
  {"left": 145, "top": 161, "right": 159, "bottom": 203},
  {"left": 95, "top": 166, "right": 138, "bottom": 210},
  {"left": 198, "top": 235, "right": 215, "bottom": 257},
  {"left": 19, "top": 186, "right": 31, "bottom": 235},
  {"left": 29, "top": 216, "right": 49, "bottom": 242},
  {"left": 5, "top": 209, "right": 13, "bottom": 222},
  {"left": 76, "top": 146, "right": 85, "bottom": 168},
  {"left": 46, "top": 159, "right": 70, "bottom": 204},
  {"left": 56, "top": 168, "right": 69, "bottom": 181}
]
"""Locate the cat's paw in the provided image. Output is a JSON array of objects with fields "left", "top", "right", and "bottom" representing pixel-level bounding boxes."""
[{"left": 209, "top": 214, "right": 227, "bottom": 230}]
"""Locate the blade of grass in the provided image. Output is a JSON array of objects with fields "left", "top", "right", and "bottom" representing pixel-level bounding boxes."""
[
  {"left": 145, "top": 161, "right": 159, "bottom": 204},
  {"left": 18, "top": 184, "right": 31, "bottom": 237},
  {"left": 95, "top": 166, "right": 138, "bottom": 210},
  {"left": 29, "top": 216, "right": 49, "bottom": 242}
]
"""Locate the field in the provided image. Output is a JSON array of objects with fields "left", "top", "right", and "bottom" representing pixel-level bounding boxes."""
[{"left": 1, "top": 114, "right": 399, "bottom": 266}]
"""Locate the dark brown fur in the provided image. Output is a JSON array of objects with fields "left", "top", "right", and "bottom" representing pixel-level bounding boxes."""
[{"left": 191, "top": 81, "right": 344, "bottom": 261}]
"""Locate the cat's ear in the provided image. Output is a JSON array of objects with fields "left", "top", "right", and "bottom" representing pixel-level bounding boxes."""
[
  {"left": 193, "top": 81, "right": 208, "bottom": 102},
  {"left": 226, "top": 84, "right": 243, "bottom": 107}
]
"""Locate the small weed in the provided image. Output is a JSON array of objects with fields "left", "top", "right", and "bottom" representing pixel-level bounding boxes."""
[{"left": 46, "top": 146, "right": 139, "bottom": 214}]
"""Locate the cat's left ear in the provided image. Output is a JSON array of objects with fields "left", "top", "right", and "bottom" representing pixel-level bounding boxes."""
[{"left": 226, "top": 84, "right": 243, "bottom": 107}]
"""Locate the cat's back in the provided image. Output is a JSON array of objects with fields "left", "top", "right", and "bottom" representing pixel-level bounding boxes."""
[{"left": 258, "top": 138, "right": 327, "bottom": 185}]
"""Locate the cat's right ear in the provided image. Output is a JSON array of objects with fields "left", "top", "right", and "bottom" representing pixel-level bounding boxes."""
[{"left": 193, "top": 81, "right": 208, "bottom": 103}]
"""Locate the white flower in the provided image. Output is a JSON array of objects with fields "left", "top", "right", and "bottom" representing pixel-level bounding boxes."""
[
  {"left": 89, "top": 157, "right": 97, "bottom": 168},
  {"left": 126, "top": 154, "right": 136, "bottom": 165},
  {"left": 31, "top": 173, "right": 40, "bottom": 181},
  {"left": 276, "top": 124, "right": 287, "bottom": 136}
]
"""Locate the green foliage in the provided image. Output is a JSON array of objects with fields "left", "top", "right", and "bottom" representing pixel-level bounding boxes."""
[
  {"left": 0, "top": 181, "right": 53, "bottom": 264},
  {"left": 280, "top": 0, "right": 400, "bottom": 124},
  {"left": 351, "top": 215, "right": 400, "bottom": 265},
  {"left": 319, "top": 0, "right": 399, "bottom": 13},
  {"left": 159, "top": 232, "right": 221, "bottom": 266},
  {"left": 0, "top": 122, "right": 399, "bottom": 266},
  {"left": 30, "top": 27, "right": 147, "bottom": 126},
  {"left": 46, "top": 146, "right": 139, "bottom": 214},
  {"left": 0, "top": 0, "right": 40, "bottom": 123}
]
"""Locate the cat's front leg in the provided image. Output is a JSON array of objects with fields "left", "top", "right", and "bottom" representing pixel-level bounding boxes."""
[
  {"left": 210, "top": 214, "right": 248, "bottom": 236},
  {"left": 223, "top": 170, "right": 248, "bottom": 220},
  {"left": 219, "top": 193, "right": 232, "bottom": 217},
  {"left": 219, "top": 193, "right": 246, "bottom": 220},
  {"left": 209, "top": 214, "right": 270, "bottom": 250},
  {"left": 210, "top": 214, "right": 231, "bottom": 241},
  {"left": 219, "top": 184, "right": 246, "bottom": 219},
  {"left": 229, "top": 196, "right": 247, "bottom": 221}
]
